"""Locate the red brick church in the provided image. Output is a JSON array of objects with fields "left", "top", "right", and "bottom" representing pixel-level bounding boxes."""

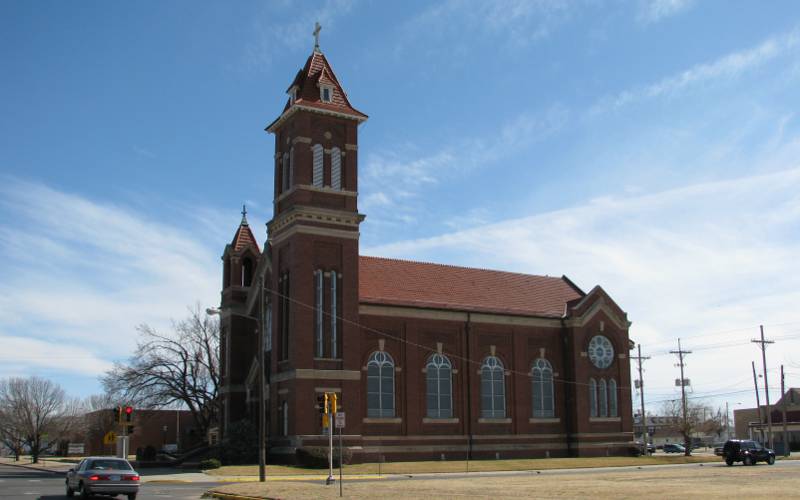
[{"left": 216, "top": 33, "right": 634, "bottom": 462}]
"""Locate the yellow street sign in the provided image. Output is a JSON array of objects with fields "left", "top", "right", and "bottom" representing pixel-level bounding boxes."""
[{"left": 103, "top": 431, "right": 117, "bottom": 445}]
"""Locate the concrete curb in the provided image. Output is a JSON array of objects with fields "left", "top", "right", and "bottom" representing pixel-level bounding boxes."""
[{"left": 207, "top": 493, "right": 279, "bottom": 500}]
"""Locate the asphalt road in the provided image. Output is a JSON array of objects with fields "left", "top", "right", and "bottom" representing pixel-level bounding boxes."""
[{"left": 0, "top": 464, "right": 219, "bottom": 499}]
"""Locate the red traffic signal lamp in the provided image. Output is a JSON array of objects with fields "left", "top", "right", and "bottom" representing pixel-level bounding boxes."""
[{"left": 124, "top": 406, "right": 134, "bottom": 423}]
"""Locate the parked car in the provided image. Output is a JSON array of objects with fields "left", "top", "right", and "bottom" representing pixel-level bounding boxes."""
[
  {"left": 663, "top": 443, "right": 686, "bottom": 453},
  {"left": 634, "top": 442, "right": 656, "bottom": 454},
  {"left": 65, "top": 456, "right": 140, "bottom": 499},
  {"left": 722, "top": 439, "right": 776, "bottom": 466}
]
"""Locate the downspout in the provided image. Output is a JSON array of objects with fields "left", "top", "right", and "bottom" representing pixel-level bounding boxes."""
[
  {"left": 561, "top": 315, "right": 576, "bottom": 457},
  {"left": 465, "top": 312, "right": 473, "bottom": 461}
]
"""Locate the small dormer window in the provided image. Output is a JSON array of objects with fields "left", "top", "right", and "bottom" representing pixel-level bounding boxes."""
[
  {"left": 289, "top": 87, "right": 297, "bottom": 105},
  {"left": 321, "top": 86, "right": 332, "bottom": 103}
]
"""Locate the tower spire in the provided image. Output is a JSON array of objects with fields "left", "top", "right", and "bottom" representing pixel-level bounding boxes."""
[{"left": 313, "top": 21, "right": 322, "bottom": 52}]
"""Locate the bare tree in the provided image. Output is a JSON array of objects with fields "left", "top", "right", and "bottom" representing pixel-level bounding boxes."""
[
  {"left": 702, "top": 407, "right": 727, "bottom": 440},
  {"left": 660, "top": 399, "right": 708, "bottom": 456},
  {"left": 74, "top": 394, "right": 117, "bottom": 454},
  {"left": 0, "top": 404, "right": 25, "bottom": 461},
  {"left": 102, "top": 305, "right": 220, "bottom": 442},
  {"left": 0, "top": 377, "right": 79, "bottom": 463}
]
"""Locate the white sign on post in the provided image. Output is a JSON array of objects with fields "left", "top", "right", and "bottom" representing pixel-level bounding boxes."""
[{"left": 335, "top": 412, "right": 345, "bottom": 428}]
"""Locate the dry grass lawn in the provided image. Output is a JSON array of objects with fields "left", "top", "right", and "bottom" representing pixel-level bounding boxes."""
[
  {"left": 209, "top": 462, "right": 800, "bottom": 499},
  {"left": 209, "top": 455, "right": 716, "bottom": 477}
]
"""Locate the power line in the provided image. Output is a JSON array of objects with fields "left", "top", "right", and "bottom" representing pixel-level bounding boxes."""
[{"left": 645, "top": 321, "right": 800, "bottom": 348}]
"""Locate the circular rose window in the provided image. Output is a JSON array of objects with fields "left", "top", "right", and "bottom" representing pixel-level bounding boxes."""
[{"left": 588, "top": 335, "right": 614, "bottom": 369}]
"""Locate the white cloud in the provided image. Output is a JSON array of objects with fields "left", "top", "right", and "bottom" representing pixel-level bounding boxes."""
[
  {"left": 0, "top": 179, "right": 222, "bottom": 386},
  {"left": 364, "top": 167, "right": 800, "bottom": 408},
  {"left": 592, "top": 27, "right": 800, "bottom": 113},
  {"left": 637, "top": 0, "right": 695, "bottom": 25},
  {"left": 0, "top": 334, "right": 113, "bottom": 377}
]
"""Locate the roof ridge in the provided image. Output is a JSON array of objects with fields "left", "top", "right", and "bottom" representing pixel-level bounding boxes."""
[{"left": 359, "top": 255, "right": 562, "bottom": 281}]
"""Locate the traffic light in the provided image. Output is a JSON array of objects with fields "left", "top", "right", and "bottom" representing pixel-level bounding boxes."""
[
  {"left": 124, "top": 406, "right": 134, "bottom": 423},
  {"left": 330, "top": 393, "right": 337, "bottom": 414},
  {"left": 317, "top": 394, "right": 328, "bottom": 415},
  {"left": 110, "top": 406, "right": 123, "bottom": 424}
]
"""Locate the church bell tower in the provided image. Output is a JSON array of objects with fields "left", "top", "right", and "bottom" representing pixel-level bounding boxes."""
[{"left": 265, "top": 24, "right": 367, "bottom": 439}]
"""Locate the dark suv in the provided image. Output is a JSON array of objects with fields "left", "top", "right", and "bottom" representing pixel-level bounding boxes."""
[{"left": 722, "top": 439, "right": 776, "bottom": 466}]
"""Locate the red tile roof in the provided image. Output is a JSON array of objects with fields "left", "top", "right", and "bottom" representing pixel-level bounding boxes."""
[
  {"left": 359, "top": 256, "right": 584, "bottom": 318},
  {"left": 270, "top": 50, "right": 367, "bottom": 129},
  {"left": 231, "top": 220, "right": 260, "bottom": 254}
]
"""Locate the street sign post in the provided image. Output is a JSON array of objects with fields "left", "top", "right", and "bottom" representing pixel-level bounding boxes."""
[
  {"left": 337, "top": 412, "right": 344, "bottom": 497},
  {"left": 103, "top": 431, "right": 117, "bottom": 445},
  {"left": 67, "top": 443, "right": 84, "bottom": 455}
]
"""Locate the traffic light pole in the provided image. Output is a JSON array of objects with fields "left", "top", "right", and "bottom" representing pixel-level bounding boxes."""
[{"left": 328, "top": 409, "right": 334, "bottom": 484}]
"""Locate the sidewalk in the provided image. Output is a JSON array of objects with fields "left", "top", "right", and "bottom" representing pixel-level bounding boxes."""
[
  {"left": 0, "top": 457, "right": 211, "bottom": 483},
  {"left": 0, "top": 456, "right": 72, "bottom": 474}
]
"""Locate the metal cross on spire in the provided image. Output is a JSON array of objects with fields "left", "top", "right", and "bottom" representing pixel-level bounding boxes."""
[
  {"left": 313, "top": 21, "right": 322, "bottom": 52},
  {"left": 241, "top": 204, "right": 248, "bottom": 225}
]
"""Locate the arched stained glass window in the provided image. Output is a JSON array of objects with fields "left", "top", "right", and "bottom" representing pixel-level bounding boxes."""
[
  {"left": 367, "top": 351, "right": 395, "bottom": 418},
  {"left": 598, "top": 378, "right": 608, "bottom": 417},
  {"left": 589, "top": 378, "right": 598, "bottom": 417},
  {"left": 480, "top": 356, "right": 505, "bottom": 418},
  {"left": 532, "top": 358, "right": 554, "bottom": 418},
  {"left": 609, "top": 378, "right": 618, "bottom": 417},
  {"left": 426, "top": 354, "right": 452, "bottom": 418}
]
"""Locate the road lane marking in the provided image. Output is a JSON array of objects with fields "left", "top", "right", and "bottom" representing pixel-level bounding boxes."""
[{"left": 28, "top": 479, "right": 42, "bottom": 482}]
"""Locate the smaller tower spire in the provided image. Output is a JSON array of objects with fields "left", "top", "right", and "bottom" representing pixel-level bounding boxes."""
[
  {"left": 241, "top": 204, "right": 248, "bottom": 225},
  {"left": 313, "top": 21, "right": 322, "bottom": 52}
]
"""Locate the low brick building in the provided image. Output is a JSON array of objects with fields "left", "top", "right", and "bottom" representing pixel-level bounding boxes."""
[
  {"left": 735, "top": 388, "right": 800, "bottom": 452},
  {"left": 216, "top": 36, "right": 635, "bottom": 463},
  {"left": 76, "top": 409, "right": 198, "bottom": 457}
]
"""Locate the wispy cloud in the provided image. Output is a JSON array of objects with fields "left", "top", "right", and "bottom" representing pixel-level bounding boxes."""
[
  {"left": 637, "top": 0, "right": 695, "bottom": 25},
  {"left": 399, "top": 0, "right": 572, "bottom": 56},
  {"left": 361, "top": 106, "right": 568, "bottom": 223},
  {"left": 132, "top": 145, "right": 155, "bottom": 159},
  {"left": 0, "top": 179, "right": 221, "bottom": 387},
  {"left": 243, "top": 0, "right": 357, "bottom": 70},
  {"left": 592, "top": 27, "right": 800, "bottom": 114}
]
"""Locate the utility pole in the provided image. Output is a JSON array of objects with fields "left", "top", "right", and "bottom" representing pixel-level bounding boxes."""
[
  {"left": 725, "top": 401, "right": 730, "bottom": 440},
  {"left": 752, "top": 325, "right": 774, "bottom": 450},
  {"left": 670, "top": 338, "right": 692, "bottom": 456},
  {"left": 781, "top": 365, "right": 789, "bottom": 456},
  {"left": 631, "top": 344, "right": 651, "bottom": 455},
  {"left": 751, "top": 361, "right": 763, "bottom": 443},
  {"left": 257, "top": 273, "right": 266, "bottom": 482}
]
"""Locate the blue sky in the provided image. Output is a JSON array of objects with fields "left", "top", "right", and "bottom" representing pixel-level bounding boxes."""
[{"left": 2, "top": 0, "right": 800, "bottom": 415}]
